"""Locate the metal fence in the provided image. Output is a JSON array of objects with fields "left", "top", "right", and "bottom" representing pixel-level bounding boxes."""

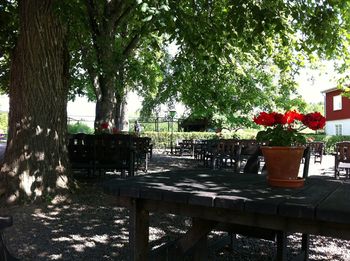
[{"left": 68, "top": 116, "right": 181, "bottom": 133}]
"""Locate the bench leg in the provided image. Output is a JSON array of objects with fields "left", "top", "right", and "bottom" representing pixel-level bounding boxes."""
[
  {"left": 301, "top": 233, "right": 309, "bottom": 261},
  {"left": 276, "top": 231, "right": 287, "bottom": 261},
  {"left": 129, "top": 199, "right": 149, "bottom": 261}
]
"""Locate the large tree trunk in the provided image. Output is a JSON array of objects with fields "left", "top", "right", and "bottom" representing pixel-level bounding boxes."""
[
  {"left": 91, "top": 38, "right": 117, "bottom": 131},
  {"left": 115, "top": 93, "right": 129, "bottom": 131},
  {"left": 115, "top": 65, "right": 129, "bottom": 131},
  {"left": 0, "top": 0, "right": 72, "bottom": 203},
  {"left": 95, "top": 74, "right": 116, "bottom": 130}
]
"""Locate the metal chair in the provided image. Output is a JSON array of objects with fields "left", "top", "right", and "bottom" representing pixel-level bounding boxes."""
[
  {"left": 334, "top": 141, "right": 350, "bottom": 179},
  {"left": 307, "top": 141, "right": 325, "bottom": 164}
]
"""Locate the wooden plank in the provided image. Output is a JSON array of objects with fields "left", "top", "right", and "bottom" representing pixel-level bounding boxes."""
[
  {"left": 212, "top": 174, "right": 267, "bottom": 210},
  {"left": 162, "top": 190, "right": 190, "bottom": 204},
  {"left": 188, "top": 192, "right": 216, "bottom": 207},
  {"left": 316, "top": 182, "right": 350, "bottom": 224},
  {"left": 129, "top": 199, "right": 149, "bottom": 261},
  {"left": 279, "top": 178, "right": 341, "bottom": 219},
  {"left": 139, "top": 188, "right": 163, "bottom": 201},
  {"left": 140, "top": 198, "right": 350, "bottom": 240},
  {"left": 214, "top": 194, "right": 245, "bottom": 210},
  {"left": 119, "top": 186, "right": 140, "bottom": 198},
  {"left": 243, "top": 185, "right": 306, "bottom": 215}
]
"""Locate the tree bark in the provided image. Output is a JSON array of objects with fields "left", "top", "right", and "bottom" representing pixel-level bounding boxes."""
[
  {"left": 0, "top": 0, "right": 72, "bottom": 203},
  {"left": 115, "top": 93, "right": 129, "bottom": 131}
]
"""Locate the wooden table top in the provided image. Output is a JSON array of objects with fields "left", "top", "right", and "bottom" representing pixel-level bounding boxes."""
[{"left": 103, "top": 170, "right": 350, "bottom": 226}]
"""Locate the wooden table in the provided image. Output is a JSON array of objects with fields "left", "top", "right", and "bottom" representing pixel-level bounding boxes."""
[{"left": 103, "top": 170, "right": 350, "bottom": 260}]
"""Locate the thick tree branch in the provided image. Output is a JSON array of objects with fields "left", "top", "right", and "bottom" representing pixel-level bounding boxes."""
[
  {"left": 85, "top": 0, "right": 100, "bottom": 38},
  {"left": 122, "top": 32, "right": 140, "bottom": 58},
  {"left": 122, "top": 17, "right": 156, "bottom": 59},
  {"left": 114, "top": 3, "right": 136, "bottom": 29},
  {"left": 80, "top": 45, "right": 101, "bottom": 100},
  {"left": 103, "top": 1, "right": 136, "bottom": 35},
  {"left": 103, "top": 0, "right": 123, "bottom": 33},
  {"left": 85, "top": 0, "right": 103, "bottom": 85}
]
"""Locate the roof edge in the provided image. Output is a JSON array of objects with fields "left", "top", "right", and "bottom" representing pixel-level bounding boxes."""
[{"left": 321, "top": 87, "right": 339, "bottom": 93}]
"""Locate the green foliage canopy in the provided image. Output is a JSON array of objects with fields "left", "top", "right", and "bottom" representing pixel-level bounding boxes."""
[{"left": 1, "top": 0, "right": 349, "bottom": 130}]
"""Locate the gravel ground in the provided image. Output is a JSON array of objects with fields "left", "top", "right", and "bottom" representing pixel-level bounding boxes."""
[{"left": 1, "top": 151, "right": 350, "bottom": 260}]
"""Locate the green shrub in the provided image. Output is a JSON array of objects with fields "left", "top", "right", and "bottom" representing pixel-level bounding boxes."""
[
  {"left": 142, "top": 131, "right": 254, "bottom": 149},
  {"left": 0, "top": 112, "right": 8, "bottom": 134},
  {"left": 68, "top": 122, "right": 94, "bottom": 134},
  {"left": 142, "top": 130, "right": 350, "bottom": 153}
]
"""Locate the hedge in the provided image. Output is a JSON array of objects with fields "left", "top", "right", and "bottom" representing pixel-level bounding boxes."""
[
  {"left": 65, "top": 125, "right": 350, "bottom": 154},
  {"left": 141, "top": 131, "right": 256, "bottom": 149},
  {"left": 144, "top": 131, "right": 350, "bottom": 153}
]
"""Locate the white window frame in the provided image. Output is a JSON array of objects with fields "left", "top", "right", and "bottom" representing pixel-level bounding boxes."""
[
  {"left": 335, "top": 124, "right": 343, "bottom": 136},
  {"left": 333, "top": 95, "right": 342, "bottom": 111}
]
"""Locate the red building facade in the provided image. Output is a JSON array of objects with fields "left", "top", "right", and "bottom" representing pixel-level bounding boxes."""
[{"left": 323, "top": 88, "right": 350, "bottom": 135}]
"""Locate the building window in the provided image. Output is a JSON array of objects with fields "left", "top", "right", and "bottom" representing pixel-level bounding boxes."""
[
  {"left": 335, "top": 124, "right": 342, "bottom": 136},
  {"left": 333, "top": 95, "right": 342, "bottom": 111}
]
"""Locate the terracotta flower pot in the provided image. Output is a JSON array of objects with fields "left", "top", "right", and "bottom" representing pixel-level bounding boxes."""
[{"left": 261, "top": 146, "right": 305, "bottom": 188}]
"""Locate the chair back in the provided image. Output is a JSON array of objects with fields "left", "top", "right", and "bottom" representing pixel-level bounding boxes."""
[
  {"left": 68, "top": 133, "right": 94, "bottom": 164},
  {"left": 93, "top": 134, "right": 135, "bottom": 176},
  {"left": 307, "top": 141, "right": 324, "bottom": 163},
  {"left": 308, "top": 142, "right": 324, "bottom": 155},
  {"left": 335, "top": 142, "right": 350, "bottom": 163}
]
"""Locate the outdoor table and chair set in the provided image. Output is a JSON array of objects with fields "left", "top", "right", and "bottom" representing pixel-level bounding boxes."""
[
  {"left": 3, "top": 138, "right": 350, "bottom": 260},
  {"left": 102, "top": 139, "right": 350, "bottom": 261}
]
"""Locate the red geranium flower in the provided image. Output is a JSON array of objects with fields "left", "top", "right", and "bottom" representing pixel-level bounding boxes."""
[
  {"left": 284, "top": 110, "right": 303, "bottom": 124},
  {"left": 254, "top": 110, "right": 325, "bottom": 146},
  {"left": 272, "top": 112, "right": 287, "bottom": 125},
  {"left": 253, "top": 112, "right": 276, "bottom": 126},
  {"left": 302, "top": 112, "right": 326, "bottom": 130}
]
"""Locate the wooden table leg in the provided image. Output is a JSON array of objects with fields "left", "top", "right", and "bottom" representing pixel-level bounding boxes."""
[
  {"left": 130, "top": 199, "right": 149, "bottom": 261},
  {"left": 173, "top": 217, "right": 216, "bottom": 260}
]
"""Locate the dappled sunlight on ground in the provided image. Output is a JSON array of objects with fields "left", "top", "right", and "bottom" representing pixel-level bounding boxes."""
[{"left": 1, "top": 152, "right": 350, "bottom": 260}]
